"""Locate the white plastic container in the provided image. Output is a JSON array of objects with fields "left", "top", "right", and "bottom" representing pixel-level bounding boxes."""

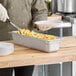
[
  {"left": 34, "top": 20, "right": 71, "bottom": 28},
  {"left": 0, "top": 42, "right": 14, "bottom": 56},
  {"left": 12, "top": 32, "right": 60, "bottom": 52}
]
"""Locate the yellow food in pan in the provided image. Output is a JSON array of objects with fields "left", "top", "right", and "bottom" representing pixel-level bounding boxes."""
[{"left": 16, "top": 29, "right": 56, "bottom": 40}]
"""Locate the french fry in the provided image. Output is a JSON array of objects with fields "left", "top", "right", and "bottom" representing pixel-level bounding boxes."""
[{"left": 16, "top": 29, "right": 56, "bottom": 40}]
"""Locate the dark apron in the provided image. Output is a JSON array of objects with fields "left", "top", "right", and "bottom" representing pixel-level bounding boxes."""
[{"left": 0, "top": 22, "right": 10, "bottom": 41}]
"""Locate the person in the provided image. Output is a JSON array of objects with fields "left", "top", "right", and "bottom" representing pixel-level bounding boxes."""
[{"left": 0, "top": 0, "right": 49, "bottom": 76}]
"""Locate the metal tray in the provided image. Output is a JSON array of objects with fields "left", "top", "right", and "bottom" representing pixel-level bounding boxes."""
[{"left": 12, "top": 31, "right": 60, "bottom": 52}]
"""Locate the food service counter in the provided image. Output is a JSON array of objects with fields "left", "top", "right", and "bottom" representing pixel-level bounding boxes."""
[{"left": 0, "top": 36, "right": 76, "bottom": 68}]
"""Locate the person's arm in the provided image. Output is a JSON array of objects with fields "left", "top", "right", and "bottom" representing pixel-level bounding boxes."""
[
  {"left": 31, "top": 0, "right": 47, "bottom": 23},
  {"left": 32, "top": 0, "right": 53, "bottom": 31},
  {"left": 0, "top": 3, "right": 9, "bottom": 22}
]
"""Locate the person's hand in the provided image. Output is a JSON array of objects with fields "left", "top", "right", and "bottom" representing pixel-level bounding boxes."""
[
  {"left": 0, "top": 3, "right": 9, "bottom": 22},
  {"left": 34, "top": 24, "right": 54, "bottom": 31}
]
